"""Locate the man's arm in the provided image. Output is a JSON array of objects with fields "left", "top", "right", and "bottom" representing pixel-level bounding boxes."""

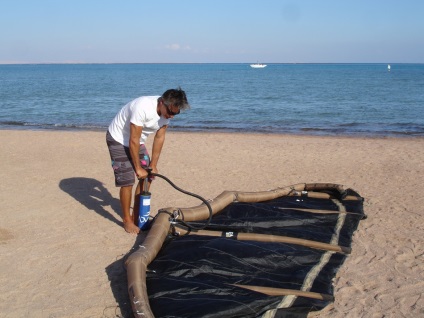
[
  {"left": 129, "top": 123, "right": 148, "bottom": 179},
  {"left": 150, "top": 125, "right": 168, "bottom": 173}
]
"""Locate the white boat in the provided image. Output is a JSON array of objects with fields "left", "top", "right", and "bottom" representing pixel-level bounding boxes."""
[{"left": 250, "top": 63, "right": 267, "bottom": 68}]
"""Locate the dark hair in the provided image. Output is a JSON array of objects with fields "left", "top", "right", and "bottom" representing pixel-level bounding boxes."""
[{"left": 161, "top": 87, "right": 190, "bottom": 110}]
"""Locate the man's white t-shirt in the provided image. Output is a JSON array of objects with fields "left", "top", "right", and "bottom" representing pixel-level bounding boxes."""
[{"left": 108, "top": 96, "right": 170, "bottom": 146}]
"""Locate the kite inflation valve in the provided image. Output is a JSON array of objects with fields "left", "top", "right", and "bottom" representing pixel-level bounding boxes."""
[{"left": 138, "top": 176, "right": 151, "bottom": 230}]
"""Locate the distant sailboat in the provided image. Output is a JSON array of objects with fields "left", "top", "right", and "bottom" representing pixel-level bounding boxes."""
[
  {"left": 250, "top": 62, "right": 267, "bottom": 68},
  {"left": 388, "top": 64, "right": 391, "bottom": 72}
]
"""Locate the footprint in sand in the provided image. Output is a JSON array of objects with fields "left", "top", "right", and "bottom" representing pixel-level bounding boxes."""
[{"left": 0, "top": 228, "right": 14, "bottom": 244}]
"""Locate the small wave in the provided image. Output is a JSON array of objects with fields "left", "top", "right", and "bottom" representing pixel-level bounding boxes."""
[
  {"left": 338, "top": 122, "right": 362, "bottom": 127},
  {"left": 0, "top": 121, "right": 107, "bottom": 131},
  {"left": 0, "top": 120, "right": 28, "bottom": 127},
  {"left": 1, "top": 120, "right": 423, "bottom": 138}
]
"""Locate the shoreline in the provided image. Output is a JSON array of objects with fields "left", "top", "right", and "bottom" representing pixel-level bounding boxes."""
[
  {"left": 1, "top": 125, "right": 423, "bottom": 140},
  {"left": 0, "top": 129, "right": 423, "bottom": 317}
]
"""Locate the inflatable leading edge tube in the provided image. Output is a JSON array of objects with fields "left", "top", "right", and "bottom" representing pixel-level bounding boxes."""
[
  {"left": 125, "top": 183, "right": 364, "bottom": 318},
  {"left": 126, "top": 212, "right": 170, "bottom": 317}
]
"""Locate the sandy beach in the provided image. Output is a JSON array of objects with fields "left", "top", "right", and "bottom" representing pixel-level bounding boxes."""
[{"left": 0, "top": 129, "right": 423, "bottom": 318}]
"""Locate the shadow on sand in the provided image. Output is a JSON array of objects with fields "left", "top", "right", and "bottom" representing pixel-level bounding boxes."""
[
  {"left": 59, "top": 177, "right": 122, "bottom": 227},
  {"left": 59, "top": 177, "right": 142, "bottom": 317}
]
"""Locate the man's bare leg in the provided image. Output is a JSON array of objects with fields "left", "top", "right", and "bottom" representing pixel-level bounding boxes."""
[{"left": 120, "top": 185, "right": 140, "bottom": 234}]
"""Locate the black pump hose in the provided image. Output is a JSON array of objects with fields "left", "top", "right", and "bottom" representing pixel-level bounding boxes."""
[{"left": 147, "top": 172, "right": 213, "bottom": 231}]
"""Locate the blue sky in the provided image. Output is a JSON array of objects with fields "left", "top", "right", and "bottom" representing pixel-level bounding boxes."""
[{"left": 1, "top": 0, "right": 423, "bottom": 64}]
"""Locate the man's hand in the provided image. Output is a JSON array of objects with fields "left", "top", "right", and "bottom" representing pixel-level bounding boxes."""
[
  {"left": 150, "top": 166, "right": 158, "bottom": 175},
  {"left": 135, "top": 167, "right": 148, "bottom": 180}
]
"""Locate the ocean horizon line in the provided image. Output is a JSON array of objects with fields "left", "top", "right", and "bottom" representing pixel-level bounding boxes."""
[{"left": 1, "top": 62, "right": 422, "bottom": 66}]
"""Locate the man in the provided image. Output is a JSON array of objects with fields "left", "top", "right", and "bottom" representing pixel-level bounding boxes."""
[{"left": 106, "top": 88, "right": 190, "bottom": 234}]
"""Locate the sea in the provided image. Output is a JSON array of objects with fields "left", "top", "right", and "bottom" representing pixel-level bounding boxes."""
[{"left": 1, "top": 63, "right": 423, "bottom": 137}]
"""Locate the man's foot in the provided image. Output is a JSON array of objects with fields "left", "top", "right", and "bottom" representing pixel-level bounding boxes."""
[{"left": 123, "top": 221, "right": 140, "bottom": 234}]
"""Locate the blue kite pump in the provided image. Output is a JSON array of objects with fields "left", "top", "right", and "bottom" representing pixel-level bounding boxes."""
[
  {"left": 138, "top": 178, "right": 151, "bottom": 230},
  {"left": 138, "top": 193, "right": 151, "bottom": 230}
]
